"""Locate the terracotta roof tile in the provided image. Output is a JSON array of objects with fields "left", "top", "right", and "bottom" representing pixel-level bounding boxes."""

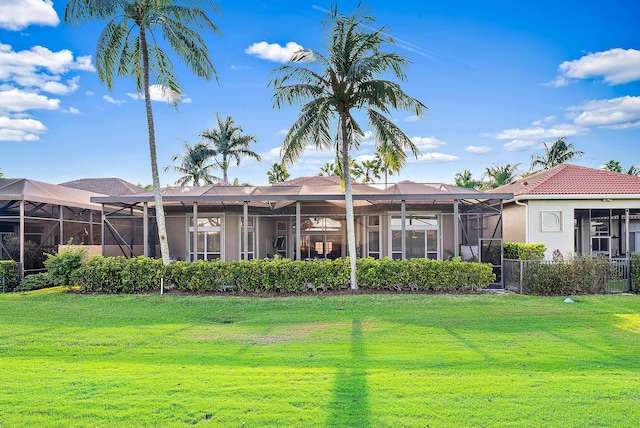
[{"left": 490, "top": 164, "right": 640, "bottom": 196}]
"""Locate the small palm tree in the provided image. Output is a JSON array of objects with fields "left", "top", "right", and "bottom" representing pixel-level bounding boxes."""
[
  {"left": 200, "top": 114, "right": 261, "bottom": 183},
  {"left": 319, "top": 162, "right": 339, "bottom": 176},
  {"left": 361, "top": 158, "right": 382, "bottom": 183},
  {"left": 164, "top": 141, "right": 219, "bottom": 186},
  {"left": 454, "top": 169, "right": 482, "bottom": 189},
  {"left": 65, "top": 0, "right": 221, "bottom": 265},
  {"left": 603, "top": 160, "right": 640, "bottom": 176},
  {"left": 270, "top": 6, "right": 426, "bottom": 288},
  {"left": 483, "top": 163, "right": 521, "bottom": 189},
  {"left": 0, "top": 168, "right": 4, "bottom": 179},
  {"left": 267, "top": 163, "right": 290, "bottom": 184},
  {"left": 530, "top": 137, "right": 583, "bottom": 171}
]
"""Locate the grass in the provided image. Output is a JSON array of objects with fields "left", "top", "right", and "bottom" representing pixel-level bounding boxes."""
[{"left": 0, "top": 288, "right": 638, "bottom": 427}]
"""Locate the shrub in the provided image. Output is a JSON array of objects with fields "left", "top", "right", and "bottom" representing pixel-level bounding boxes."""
[
  {"left": 0, "top": 260, "right": 19, "bottom": 292},
  {"left": 504, "top": 242, "right": 546, "bottom": 260},
  {"left": 45, "top": 247, "right": 88, "bottom": 289},
  {"left": 631, "top": 253, "right": 640, "bottom": 293},
  {"left": 521, "top": 255, "right": 611, "bottom": 295},
  {"left": 15, "top": 273, "right": 54, "bottom": 292},
  {"left": 73, "top": 255, "right": 496, "bottom": 294}
]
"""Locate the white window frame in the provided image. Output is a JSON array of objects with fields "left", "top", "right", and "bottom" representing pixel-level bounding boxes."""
[
  {"left": 388, "top": 213, "right": 440, "bottom": 260},
  {"left": 187, "top": 214, "right": 224, "bottom": 261}
]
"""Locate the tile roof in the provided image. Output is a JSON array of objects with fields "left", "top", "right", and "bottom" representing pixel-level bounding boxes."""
[
  {"left": 60, "top": 178, "right": 145, "bottom": 196},
  {"left": 490, "top": 164, "right": 640, "bottom": 197},
  {"left": 278, "top": 175, "right": 344, "bottom": 186}
]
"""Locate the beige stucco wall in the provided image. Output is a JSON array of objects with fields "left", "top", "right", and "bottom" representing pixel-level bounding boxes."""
[
  {"left": 502, "top": 203, "right": 526, "bottom": 243},
  {"left": 166, "top": 215, "right": 187, "bottom": 261}
]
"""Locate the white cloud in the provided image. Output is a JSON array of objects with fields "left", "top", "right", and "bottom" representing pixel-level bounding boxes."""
[
  {"left": 465, "top": 145, "right": 492, "bottom": 154},
  {"left": 549, "top": 48, "right": 640, "bottom": 86},
  {"left": 568, "top": 96, "right": 640, "bottom": 129},
  {"left": 0, "top": 115, "right": 47, "bottom": 142},
  {"left": 0, "top": 88, "right": 59, "bottom": 113},
  {"left": 275, "top": 129, "right": 289, "bottom": 136},
  {"left": 404, "top": 115, "right": 422, "bottom": 122},
  {"left": 245, "top": 41, "right": 308, "bottom": 63},
  {"left": 85, "top": 90, "right": 94, "bottom": 96},
  {"left": 0, "top": 0, "right": 59, "bottom": 31},
  {"left": 127, "top": 85, "right": 184, "bottom": 104},
  {"left": 259, "top": 147, "right": 283, "bottom": 162},
  {"left": 411, "top": 136, "right": 447, "bottom": 150},
  {"left": 67, "top": 107, "right": 79, "bottom": 114},
  {"left": 411, "top": 152, "right": 460, "bottom": 163},
  {"left": 103, "top": 95, "right": 126, "bottom": 105},
  {"left": 496, "top": 121, "right": 585, "bottom": 152}
]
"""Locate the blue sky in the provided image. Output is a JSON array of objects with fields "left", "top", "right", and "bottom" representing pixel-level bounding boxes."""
[{"left": 1, "top": 0, "right": 639, "bottom": 187}]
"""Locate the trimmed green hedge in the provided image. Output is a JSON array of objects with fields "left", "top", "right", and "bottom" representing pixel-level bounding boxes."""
[
  {"left": 72, "top": 256, "right": 496, "bottom": 293},
  {"left": 1, "top": 260, "right": 19, "bottom": 292},
  {"left": 503, "top": 242, "right": 546, "bottom": 260}
]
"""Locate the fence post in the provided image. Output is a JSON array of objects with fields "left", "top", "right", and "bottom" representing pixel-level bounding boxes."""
[{"left": 519, "top": 260, "right": 523, "bottom": 294}]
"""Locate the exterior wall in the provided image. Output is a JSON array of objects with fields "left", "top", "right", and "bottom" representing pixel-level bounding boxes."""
[
  {"left": 441, "top": 213, "right": 454, "bottom": 258},
  {"left": 225, "top": 215, "right": 240, "bottom": 261},
  {"left": 502, "top": 203, "right": 526, "bottom": 243},
  {"left": 525, "top": 198, "right": 640, "bottom": 259},
  {"left": 166, "top": 215, "right": 187, "bottom": 261}
]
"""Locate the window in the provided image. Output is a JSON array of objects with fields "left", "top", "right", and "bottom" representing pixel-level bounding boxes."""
[
  {"left": 390, "top": 214, "right": 439, "bottom": 260},
  {"left": 240, "top": 216, "right": 256, "bottom": 260},
  {"left": 367, "top": 215, "right": 380, "bottom": 259},
  {"left": 189, "top": 216, "right": 222, "bottom": 261}
]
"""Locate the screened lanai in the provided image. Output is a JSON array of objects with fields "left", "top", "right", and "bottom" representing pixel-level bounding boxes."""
[
  {"left": 0, "top": 178, "right": 104, "bottom": 277},
  {"left": 93, "top": 178, "right": 512, "bottom": 284}
]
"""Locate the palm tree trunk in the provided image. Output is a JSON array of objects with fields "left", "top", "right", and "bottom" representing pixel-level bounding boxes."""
[
  {"left": 140, "top": 27, "right": 171, "bottom": 266},
  {"left": 340, "top": 115, "right": 358, "bottom": 290}
]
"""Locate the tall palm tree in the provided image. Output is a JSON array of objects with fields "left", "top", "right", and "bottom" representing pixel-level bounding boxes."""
[
  {"left": 483, "top": 163, "right": 521, "bottom": 189},
  {"left": 164, "top": 141, "right": 219, "bottom": 185},
  {"left": 270, "top": 6, "right": 426, "bottom": 289},
  {"left": 530, "top": 137, "right": 583, "bottom": 171},
  {"left": 65, "top": 0, "right": 221, "bottom": 265},
  {"left": 267, "top": 162, "right": 290, "bottom": 184},
  {"left": 199, "top": 114, "right": 261, "bottom": 183},
  {"left": 454, "top": 169, "right": 482, "bottom": 189}
]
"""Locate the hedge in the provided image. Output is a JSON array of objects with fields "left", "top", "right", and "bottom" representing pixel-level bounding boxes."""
[
  {"left": 503, "top": 242, "right": 546, "bottom": 260},
  {"left": 70, "top": 255, "right": 495, "bottom": 293},
  {"left": 0, "top": 260, "right": 19, "bottom": 292},
  {"left": 520, "top": 256, "right": 613, "bottom": 295},
  {"left": 631, "top": 253, "right": 640, "bottom": 292}
]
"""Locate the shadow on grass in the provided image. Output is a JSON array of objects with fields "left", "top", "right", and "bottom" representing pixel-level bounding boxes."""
[{"left": 325, "top": 319, "right": 371, "bottom": 427}]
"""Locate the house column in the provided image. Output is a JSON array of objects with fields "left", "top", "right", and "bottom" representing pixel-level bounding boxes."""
[
  {"left": 243, "top": 201, "right": 249, "bottom": 261},
  {"left": 453, "top": 200, "right": 459, "bottom": 258},
  {"left": 101, "top": 204, "right": 105, "bottom": 256},
  {"left": 143, "top": 202, "right": 149, "bottom": 257},
  {"left": 295, "top": 202, "right": 301, "bottom": 261},
  {"left": 192, "top": 202, "right": 198, "bottom": 261},
  {"left": 625, "top": 208, "right": 630, "bottom": 257},
  {"left": 401, "top": 200, "right": 406, "bottom": 260},
  {"left": 19, "top": 200, "right": 25, "bottom": 279},
  {"left": 59, "top": 204, "right": 64, "bottom": 246}
]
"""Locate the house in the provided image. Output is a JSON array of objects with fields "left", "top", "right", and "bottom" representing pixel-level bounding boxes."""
[
  {"left": 2, "top": 175, "right": 512, "bottom": 282},
  {"left": 91, "top": 176, "right": 511, "bottom": 281},
  {"left": 491, "top": 164, "right": 640, "bottom": 259}
]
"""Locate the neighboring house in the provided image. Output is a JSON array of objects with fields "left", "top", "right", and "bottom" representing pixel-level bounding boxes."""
[
  {"left": 92, "top": 176, "right": 511, "bottom": 280},
  {"left": 0, "top": 178, "right": 104, "bottom": 276},
  {"left": 491, "top": 164, "right": 640, "bottom": 259}
]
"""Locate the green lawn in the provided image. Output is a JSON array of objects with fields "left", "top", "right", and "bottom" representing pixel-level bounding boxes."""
[{"left": 0, "top": 288, "right": 638, "bottom": 427}]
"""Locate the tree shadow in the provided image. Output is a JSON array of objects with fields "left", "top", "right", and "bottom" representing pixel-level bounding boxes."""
[{"left": 325, "top": 319, "right": 371, "bottom": 427}]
